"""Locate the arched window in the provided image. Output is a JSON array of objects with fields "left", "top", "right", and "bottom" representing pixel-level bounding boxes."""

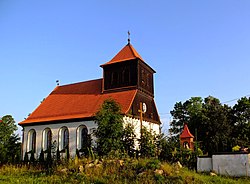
[
  {"left": 77, "top": 125, "right": 88, "bottom": 150},
  {"left": 59, "top": 127, "right": 69, "bottom": 151},
  {"left": 42, "top": 128, "right": 52, "bottom": 151},
  {"left": 27, "top": 129, "right": 36, "bottom": 153}
]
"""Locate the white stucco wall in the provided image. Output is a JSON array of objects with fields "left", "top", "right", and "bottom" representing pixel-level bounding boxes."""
[
  {"left": 123, "top": 116, "right": 160, "bottom": 149},
  {"left": 22, "top": 116, "right": 160, "bottom": 159},
  {"left": 22, "top": 120, "right": 97, "bottom": 159},
  {"left": 212, "top": 154, "right": 250, "bottom": 177},
  {"left": 197, "top": 157, "right": 212, "bottom": 172}
]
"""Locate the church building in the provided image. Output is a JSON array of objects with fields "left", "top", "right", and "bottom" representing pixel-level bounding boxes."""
[{"left": 19, "top": 40, "right": 161, "bottom": 159}]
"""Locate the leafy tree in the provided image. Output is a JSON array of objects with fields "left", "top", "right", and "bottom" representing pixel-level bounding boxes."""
[
  {"left": 170, "top": 97, "right": 203, "bottom": 138},
  {"left": 0, "top": 115, "right": 20, "bottom": 164},
  {"left": 231, "top": 97, "right": 250, "bottom": 147},
  {"left": 170, "top": 96, "right": 232, "bottom": 155},
  {"left": 201, "top": 96, "right": 232, "bottom": 154},
  {"left": 139, "top": 127, "right": 157, "bottom": 158},
  {"left": 123, "top": 123, "right": 136, "bottom": 157},
  {"left": 95, "top": 98, "right": 124, "bottom": 156}
]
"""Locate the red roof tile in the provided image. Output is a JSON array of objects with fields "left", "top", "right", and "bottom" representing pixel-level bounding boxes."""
[
  {"left": 19, "top": 79, "right": 137, "bottom": 125},
  {"left": 101, "top": 43, "right": 144, "bottom": 67},
  {"left": 180, "top": 124, "right": 194, "bottom": 138}
]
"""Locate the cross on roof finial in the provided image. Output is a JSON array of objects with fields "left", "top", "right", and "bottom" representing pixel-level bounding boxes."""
[{"left": 127, "top": 31, "right": 130, "bottom": 44}]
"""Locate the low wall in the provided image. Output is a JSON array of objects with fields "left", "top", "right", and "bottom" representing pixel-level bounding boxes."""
[
  {"left": 197, "top": 153, "right": 250, "bottom": 177},
  {"left": 197, "top": 157, "right": 212, "bottom": 172},
  {"left": 212, "top": 153, "right": 250, "bottom": 177}
]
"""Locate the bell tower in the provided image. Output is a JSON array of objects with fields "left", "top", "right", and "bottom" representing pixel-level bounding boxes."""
[
  {"left": 100, "top": 42, "right": 155, "bottom": 97},
  {"left": 100, "top": 40, "right": 160, "bottom": 124}
]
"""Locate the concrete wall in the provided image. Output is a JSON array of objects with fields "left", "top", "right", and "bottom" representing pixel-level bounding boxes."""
[
  {"left": 197, "top": 154, "right": 250, "bottom": 177},
  {"left": 197, "top": 157, "right": 212, "bottom": 172},
  {"left": 212, "top": 154, "right": 250, "bottom": 177}
]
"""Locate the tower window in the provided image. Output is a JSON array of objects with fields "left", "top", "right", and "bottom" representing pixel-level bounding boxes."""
[{"left": 111, "top": 72, "right": 118, "bottom": 86}]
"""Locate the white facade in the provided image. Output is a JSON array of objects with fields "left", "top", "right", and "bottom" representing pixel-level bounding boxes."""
[{"left": 22, "top": 116, "right": 160, "bottom": 159}]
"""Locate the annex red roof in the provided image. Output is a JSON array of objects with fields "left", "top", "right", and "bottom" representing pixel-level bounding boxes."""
[
  {"left": 101, "top": 43, "right": 144, "bottom": 67},
  {"left": 180, "top": 124, "right": 194, "bottom": 138},
  {"left": 19, "top": 79, "right": 137, "bottom": 125}
]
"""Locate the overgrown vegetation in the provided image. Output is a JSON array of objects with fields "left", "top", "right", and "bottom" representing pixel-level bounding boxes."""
[{"left": 0, "top": 157, "right": 250, "bottom": 184}]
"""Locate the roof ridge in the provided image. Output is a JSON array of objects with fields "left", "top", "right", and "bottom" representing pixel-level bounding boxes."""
[{"left": 59, "top": 78, "right": 102, "bottom": 87}]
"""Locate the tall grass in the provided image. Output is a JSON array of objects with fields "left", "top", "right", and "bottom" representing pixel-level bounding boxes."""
[{"left": 0, "top": 158, "right": 250, "bottom": 184}]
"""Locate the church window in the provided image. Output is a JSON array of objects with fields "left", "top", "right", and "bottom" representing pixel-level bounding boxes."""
[
  {"left": 42, "top": 128, "right": 52, "bottom": 151},
  {"left": 27, "top": 129, "right": 36, "bottom": 153},
  {"left": 76, "top": 125, "right": 88, "bottom": 151},
  {"left": 59, "top": 127, "right": 69, "bottom": 151}
]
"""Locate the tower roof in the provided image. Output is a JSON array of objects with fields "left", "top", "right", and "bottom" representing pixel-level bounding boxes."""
[
  {"left": 101, "top": 43, "right": 144, "bottom": 67},
  {"left": 180, "top": 124, "right": 194, "bottom": 138}
]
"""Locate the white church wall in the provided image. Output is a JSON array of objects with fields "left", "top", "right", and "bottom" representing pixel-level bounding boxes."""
[
  {"left": 22, "top": 116, "right": 160, "bottom": 159},
  {"left": 22, "top": 120, "right": 97, "bottom": 159},
  {"left": 123, "top": 116, "right": 160, "bottom": 149}
]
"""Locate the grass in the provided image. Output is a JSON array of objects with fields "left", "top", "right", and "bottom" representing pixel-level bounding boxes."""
[{"left": 0, "top": 159, "right": 250, "bottom": 184}]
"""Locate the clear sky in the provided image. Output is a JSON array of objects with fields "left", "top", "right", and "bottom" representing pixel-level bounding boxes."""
[{"left": 1, "top": 0, "right": 250, "bottom": 136}]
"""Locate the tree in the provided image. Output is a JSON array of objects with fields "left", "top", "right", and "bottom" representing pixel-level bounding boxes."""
[
  {"left": 170, "top": 96, "right": 232, "bottom": 155},
  {"left": 170, "top": 97, "right": 203, "bottom": 139},
  {"left": 201, "top": 96, "right": 232, "bottom": 154},
  {"left": 95, "top": 99, "right": 124, "bottom": 156},
  {"left": 231, "top": 97, "right": 250, "bottom": 147},
  {"left": 0, "top": 115, "right": 20, "bottom": 164},
  {"left": 139, "top": 127, "right": 157, "bottom": 158},
  {"left": 123, "top": 123, "right": 136, "bottom": 157}
]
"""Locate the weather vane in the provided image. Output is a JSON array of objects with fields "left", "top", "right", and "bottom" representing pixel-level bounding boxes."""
[{"left": 128, "top": 31, "right": 130, "bottom": 44}]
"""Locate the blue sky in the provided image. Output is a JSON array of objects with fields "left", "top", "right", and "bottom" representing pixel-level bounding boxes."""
[{"left": 1, "top": 1, "right": 250, "bottom": 135}]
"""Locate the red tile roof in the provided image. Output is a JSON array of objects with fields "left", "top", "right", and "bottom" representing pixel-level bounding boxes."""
[
  {"left": 101, "top": 43, "right": 144, "bottom": 67},
  {"left": 180, "top": 124, "right": 194, "bottom": 138},
  {"left": 19, "top": 79, "right": 137, "bottom": 125}
]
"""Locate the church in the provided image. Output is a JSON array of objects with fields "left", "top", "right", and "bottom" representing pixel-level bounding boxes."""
[{"left": 19, "top": 40, "right": 161, "bottom": 159}]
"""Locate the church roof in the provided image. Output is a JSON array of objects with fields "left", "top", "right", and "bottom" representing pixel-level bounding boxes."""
[
  {"left": 101, "top": 43, "right": 144, "bottom": 67},
  {"left": 19, "top": 79, "right": 137, "bottom": 125},
  {"left": 180, "top": 124, "right": 194, "bottom": 138}
]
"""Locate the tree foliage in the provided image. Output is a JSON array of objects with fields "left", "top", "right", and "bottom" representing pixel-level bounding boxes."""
[
  {"left": 231, "top": 97, "right": 250, "bottom": 146},
  {"left": 169, "top": 95, "right": 250, "bottom": 155},
  {"left": 0, "top": 115, "right": 20, "bottom": 164},
  {"left": 139, "top": 127, "right": 157, "bottom": 158},
  {"left": 95, "top": 99, "right": 124, "bottom": 156},
  {"left": 123, "top": 123, "right": 136, "bottom": 157},
  {"left": 170, "top": 96, "right": 232, "bottom": 155}
]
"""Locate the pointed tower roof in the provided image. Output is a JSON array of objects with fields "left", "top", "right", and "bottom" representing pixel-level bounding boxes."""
[
  {"left": 101, "top": 43, "right": 144, "bottom": 67},
  {"left": 180, "top": 124, "right": 194, "bottom": 138}
]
